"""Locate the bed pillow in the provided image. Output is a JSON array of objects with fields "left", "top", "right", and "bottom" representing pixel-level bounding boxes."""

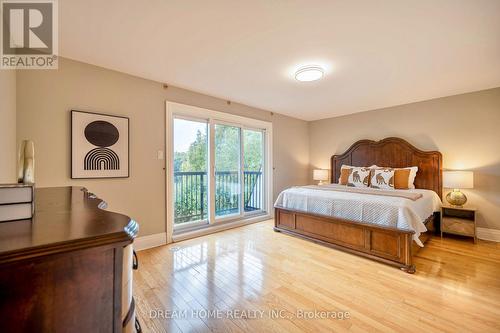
[
  {"left": 339, "top": 165, "right": 378, "bottom": 185},
  {"left": 339, "top": 167, "right": 352, "bottom": 185},
  {"left": 394, "top": 166, "right": 418, "bottom": 189},
  {"left": 347, "top": 167, "right": 371, "bottom": 187},
  {"left": 339, "top": 165, "right": 355, "bottom": 184},
  {"left": 407, "top": 166, "right": 418, "bottom": 189},
  {"left": 394, "top": 169, "right": 411, "bottom": 189},
  {"left": 370, "top": 168, "right": 395, "bottom": 189}
]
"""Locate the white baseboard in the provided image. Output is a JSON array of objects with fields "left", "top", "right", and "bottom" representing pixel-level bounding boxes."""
[
  {"left": 134, "top": 232, "right": 167, "bottom": 251},
  {"left": 477, "top": 227, "right": 500, "bottom": 242}
]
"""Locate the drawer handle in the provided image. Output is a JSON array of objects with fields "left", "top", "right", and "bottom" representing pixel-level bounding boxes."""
[
  {"left": 133, "top": 250, "right": 138, "bottom": 270},
  {"left": 135, "top": 318, "right": 142, "bottom": 333},
  {"left": 123, "top": 297, "right": 136, "bottom": 327}
]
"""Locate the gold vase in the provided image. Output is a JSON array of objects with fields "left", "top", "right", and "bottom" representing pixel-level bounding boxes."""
[{"left": 446, "top": 189, "right": 467, "bottom": 207}]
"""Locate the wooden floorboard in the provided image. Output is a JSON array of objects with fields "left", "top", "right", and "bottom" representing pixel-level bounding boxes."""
[{"left": 134, "top": 220, "right": 500, "bottom": 332}]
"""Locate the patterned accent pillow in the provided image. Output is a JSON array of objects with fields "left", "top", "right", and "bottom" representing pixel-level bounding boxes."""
[
  {"left": 339, "top": 165, "right": 378, "bottom": 185},
  {"left": 370, "top": 168, "right": 395, "bottom": 190},
  {"left": 338, "top": 165, "right": 353, "bottom": 184},
  {"left": 347, "top": 167, "right": 371, "bottom": 187},
  {"left": 379, "top": 166, "right": 418, "bottom": 189}
]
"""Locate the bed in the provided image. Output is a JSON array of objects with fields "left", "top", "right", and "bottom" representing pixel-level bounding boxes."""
[{"left": 274, "top": 137, "right": 442, "bottom": 273}]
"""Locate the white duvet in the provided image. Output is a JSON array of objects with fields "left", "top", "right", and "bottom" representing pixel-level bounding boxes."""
[{"left": 274, "top": 184, "right": 442, "bottom": 246}]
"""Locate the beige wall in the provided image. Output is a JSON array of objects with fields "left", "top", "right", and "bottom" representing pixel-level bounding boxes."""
[
  {"left": 16, "top": 56, "right": 498, "bottom": 234},
  {"left": 16, "top": 58, "right": 309, "bottom": 236},
  {"left": 0, "top": 71, "right": 16, "bottom": 183},
  {"left": 309, "top": 87, "right": 500, "bottom": 230}
]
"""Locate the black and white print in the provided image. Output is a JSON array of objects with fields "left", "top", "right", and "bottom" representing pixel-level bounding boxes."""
[{"left": 71, "top": 110, "right": 129, "bottom": 178}]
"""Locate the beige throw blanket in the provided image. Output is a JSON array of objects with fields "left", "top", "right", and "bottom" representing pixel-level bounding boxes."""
[{"left": 301, "top": 184, "right": 423, "bottom": 201}]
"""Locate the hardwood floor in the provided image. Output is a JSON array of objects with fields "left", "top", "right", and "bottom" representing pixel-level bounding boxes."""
[{"left": 134, "top": 220, "right": 500, "bottom": 333}]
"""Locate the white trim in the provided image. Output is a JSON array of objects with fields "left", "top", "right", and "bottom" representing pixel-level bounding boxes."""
[
  {"left": 165, "top": 103, "right": 174, "bottom": 244},
  {"left": 167, "top": 102, "right": 272, "bottom": 129},
  {"left": 477, "top": 227, "right": 500, "bottom": 242},
  {"left": 165, "top": 101, "right": 273, "bottom": 241},
  {"left": 239, "top": 125, "right": 244, "bottom": 219},
  {"left": 173, "top": 215, "right": 271, "bottom": 242},
  {"left": 134, "top": 232, "right": 167, "bottom": 251},
  {"left": 209, "top": 119, "right": 216, "bottom": 224}
]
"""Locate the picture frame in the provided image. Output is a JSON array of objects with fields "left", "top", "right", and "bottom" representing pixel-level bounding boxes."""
[{"left": 71, "top": 110, "right": 129, "bottom": 179}]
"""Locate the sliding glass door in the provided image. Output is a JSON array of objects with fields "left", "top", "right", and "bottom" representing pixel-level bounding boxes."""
[
  {"left": 243, "top": 129, "right": 264, "bottom": 213},
  {"left": 173, "top": 118, "right": 208, "bottom": 227},
  {"left": 214, "top": 124, "right": 241, "bottom": 218},
  {"left": 213, "top": 125, "right": 266, "bottom": 222},
  {"left": 169, "top": 103, "right": 270, "bottom": 231}
]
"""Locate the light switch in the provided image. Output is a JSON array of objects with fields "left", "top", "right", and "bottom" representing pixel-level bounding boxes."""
[{"left": 157, "top": 150, "right": 164, "bottom": 160}]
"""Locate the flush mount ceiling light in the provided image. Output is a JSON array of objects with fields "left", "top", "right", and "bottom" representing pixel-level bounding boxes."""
[{"left": 295, "top": 66, "right": 324, "bottom": 82}]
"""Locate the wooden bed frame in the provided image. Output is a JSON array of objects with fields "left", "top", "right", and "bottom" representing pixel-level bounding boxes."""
[{"left": 274, "top": 137, "right": 442, "bottom": 273}]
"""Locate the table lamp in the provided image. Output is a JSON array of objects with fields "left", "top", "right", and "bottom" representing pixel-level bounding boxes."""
[
  {"left": 313, "top": 169, "right": 329, "bottom": 185},
  {"left": 443, "top": 171, "right": 473, "bottom": 207}
]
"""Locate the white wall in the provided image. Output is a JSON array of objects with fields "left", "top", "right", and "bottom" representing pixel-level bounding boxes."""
[
  {"left": 309, "top": 88, "right": 500, "bottom": 231},
  {"left": 0, "top": 71, "right": 16, "bottom": 183},
  {"left": 16, "top": 58, "right": 309, "bottom": 237}
]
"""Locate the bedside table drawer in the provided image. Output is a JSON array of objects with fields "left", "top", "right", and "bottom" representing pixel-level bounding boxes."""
[{"left": 442, "top": 217, "right": 475, "bottom": 236}]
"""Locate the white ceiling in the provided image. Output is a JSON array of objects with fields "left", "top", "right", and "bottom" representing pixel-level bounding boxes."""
[{"left": 60, "top": 0, "right": 500, "bottom": 121}]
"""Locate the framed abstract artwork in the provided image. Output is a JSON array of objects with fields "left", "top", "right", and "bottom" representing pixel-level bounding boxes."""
[{"left": 71, "top": 110, "right": 129, "bottom": 179}]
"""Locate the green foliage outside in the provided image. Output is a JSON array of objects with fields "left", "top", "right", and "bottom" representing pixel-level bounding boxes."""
[
  {"left": 174, "top": 126, "right": 263, "bottom": 172},
  {"left": 174, "top": 126, "right": 264, "bottom": 224}
]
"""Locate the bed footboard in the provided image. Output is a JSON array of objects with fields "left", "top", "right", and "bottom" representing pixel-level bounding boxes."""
[{"left": 274, "top": 207, "right": 424, "bottom": 273}]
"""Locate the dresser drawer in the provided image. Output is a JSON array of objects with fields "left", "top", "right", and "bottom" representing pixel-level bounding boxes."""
[{"left": 442, "top": 217, "right": 475, "bottom": 236}]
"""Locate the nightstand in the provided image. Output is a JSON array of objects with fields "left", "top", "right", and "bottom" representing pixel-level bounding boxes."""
[{"left": 441, "top": 205, "right": 477, "bottom": 243}]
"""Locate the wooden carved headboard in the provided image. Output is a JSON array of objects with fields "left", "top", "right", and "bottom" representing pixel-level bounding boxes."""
[{"left": 331, "top": 137, "right": 443, "bottom": 198}]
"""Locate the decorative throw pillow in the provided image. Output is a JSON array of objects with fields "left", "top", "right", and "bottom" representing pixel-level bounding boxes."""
[
  {"left": 370, "top": 168, "right": 395, "bottom": 189},
  {"left": 339, "top": 168, "right": 352, "bottom": 185},
  {"left": 339, "top": 165, "right": 378, "bottom": 185},
  {"left": 394, "top": 169, "right": 411, "bottom": 189},
  {"left": 392, "top": 166, "right": 418, "bottom": 189},
  {"left": 347, "top": 167, "right": 371, "bottom": 187}
]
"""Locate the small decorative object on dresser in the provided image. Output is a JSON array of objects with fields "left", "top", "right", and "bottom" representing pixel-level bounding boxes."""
[
  {"left": 313, "top": 169, "right": 329, "bottom": 185},
  {"left": 443, "top": 170, "right": 473, "bottom": 207},
  {"left": 17, "top": 140, "right": 35, "bottom": 184},
  {"left": 441, "top": 205, "right": 477, "bottom": 243}
]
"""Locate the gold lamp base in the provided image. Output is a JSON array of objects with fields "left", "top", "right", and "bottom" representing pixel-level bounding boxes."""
[{"left": 446, "top": 189, "right": 467, "bottom": 207}]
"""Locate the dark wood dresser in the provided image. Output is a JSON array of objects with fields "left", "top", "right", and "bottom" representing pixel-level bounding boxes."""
[{"left": 0, "top": 186, "right": 139, "bottom": 333}]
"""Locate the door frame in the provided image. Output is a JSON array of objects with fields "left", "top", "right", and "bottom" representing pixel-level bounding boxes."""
[{"left": 165, "top": 101, "right": 273, "bottom": 243}]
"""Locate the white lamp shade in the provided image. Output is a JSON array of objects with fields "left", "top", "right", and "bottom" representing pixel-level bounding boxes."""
[
  {"left": 313, "top": 169, "right": 329, "bottom": 181},
  {"left": 443, "top": 171, "right": 473, "bottom": 189}
]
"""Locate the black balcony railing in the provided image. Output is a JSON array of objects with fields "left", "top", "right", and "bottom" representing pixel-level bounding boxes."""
[{"left": 174, "top": 171, "right": 263, "bottom": 224}]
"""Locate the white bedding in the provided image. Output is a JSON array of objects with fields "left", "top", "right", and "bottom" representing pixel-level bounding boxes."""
[{"left": 274, "top": 184, "right": 442, "bottom": 246}]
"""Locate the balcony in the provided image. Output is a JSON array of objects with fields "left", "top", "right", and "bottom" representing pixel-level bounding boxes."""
[{"left": 174, "top": 171, "right": 263, "bottom": 224}]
